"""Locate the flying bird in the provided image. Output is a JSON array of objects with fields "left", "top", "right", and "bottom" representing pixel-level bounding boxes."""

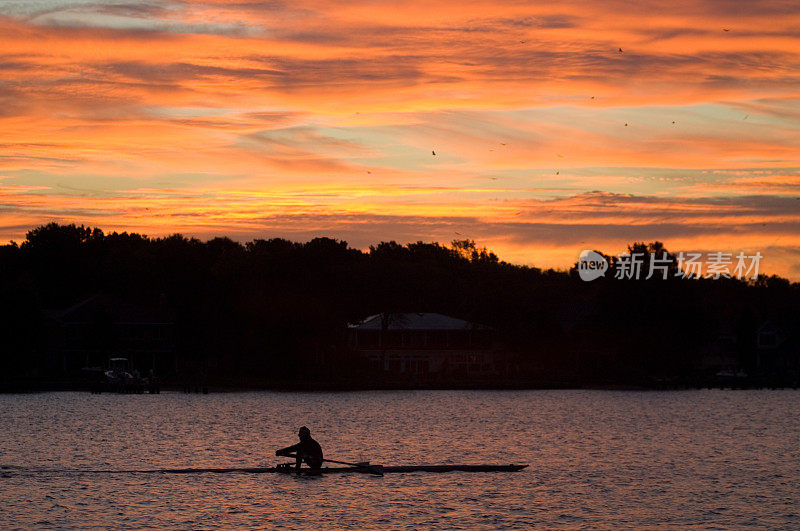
[
  {"left": 432, "top": 150, "right": 436, "bottom": 156},
  {"left": 618, "top": 47, "right": 623, "bottom": 53},
  {"left": 723, "top": 28, "right": 730, "bottom": 32}
]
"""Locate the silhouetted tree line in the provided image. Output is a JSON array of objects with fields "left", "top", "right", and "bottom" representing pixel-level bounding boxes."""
[{"left": 1, "top": 223, "right": 798, "bottom": 389}]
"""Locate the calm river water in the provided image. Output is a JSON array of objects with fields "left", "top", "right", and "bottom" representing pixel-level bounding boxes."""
[{"left": 1, "top": 390, "right": 798, "bottom": 529}]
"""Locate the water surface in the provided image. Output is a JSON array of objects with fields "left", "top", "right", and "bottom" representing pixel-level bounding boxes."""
[{"left": 1, "top": 390, "right": 797, "bottom": 528}]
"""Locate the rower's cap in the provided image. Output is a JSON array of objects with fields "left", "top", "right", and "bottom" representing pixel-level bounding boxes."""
[{"left": 299, "top": 426, "right": 311, "bottom": 436}]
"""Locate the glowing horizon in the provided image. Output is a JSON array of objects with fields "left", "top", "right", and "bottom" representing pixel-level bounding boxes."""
[{"left": 1, "top": 0, "right": 799, "bottom": 277}]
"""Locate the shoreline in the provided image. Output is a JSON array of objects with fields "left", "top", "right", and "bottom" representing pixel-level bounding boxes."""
[{"left": 2, "top": 378, "right": 797, "bottom": 394}]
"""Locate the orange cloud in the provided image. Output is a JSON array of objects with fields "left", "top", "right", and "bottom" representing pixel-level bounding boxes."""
[{"left": 1, "top": 0, "right": 799, "bottom": 277}]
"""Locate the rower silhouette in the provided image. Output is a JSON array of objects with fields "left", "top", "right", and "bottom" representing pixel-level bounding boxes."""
[{"left": 276, "top": 426, "right": 324, "bottom": 471}]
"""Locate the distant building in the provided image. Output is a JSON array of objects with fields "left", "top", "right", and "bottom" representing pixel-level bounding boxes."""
[
  {"left": 47, "top": 293, "right": 175, "bottom": 376},
  {"left": 348, "top": 313, "right": 498, "bottom": 377},
  {"left": 757, "top": 321, "right": 787, "bottom": 351},
  {"left": 756, "top": 320, "right": 798, "bottom": 379}
]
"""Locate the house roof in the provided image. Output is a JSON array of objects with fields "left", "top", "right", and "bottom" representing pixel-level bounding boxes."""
[
  {"left": 349, "top": 312, "right": 489, "bottom": 331},
  {"left": 49, "top": 293, "right": 173, "bottom": 325}
]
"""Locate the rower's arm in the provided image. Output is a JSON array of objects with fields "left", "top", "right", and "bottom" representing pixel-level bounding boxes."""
[{"left": 276, "top": 442, "right": 301, "bottom": 456}]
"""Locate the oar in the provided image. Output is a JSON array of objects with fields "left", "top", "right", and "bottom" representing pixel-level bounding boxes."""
[
  {"left": 323, "top": 458, "right": 384, "bottom": 476},
  {"left": 283, "top": 453, "right": 383, "bottom": 476}
]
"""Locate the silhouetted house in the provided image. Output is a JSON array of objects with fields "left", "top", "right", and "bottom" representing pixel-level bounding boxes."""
[
  {"left": 756, "top": 320, "right": 798, "bottom": 380},
  {"left": 47, "top": 293, "right": 175, "bottom": 377},
  {"left": 348, "top": 313, "right": 498, "bottom": 377},
  {"left": 757, "top": 321, "right": 786, "bottom": 351}
]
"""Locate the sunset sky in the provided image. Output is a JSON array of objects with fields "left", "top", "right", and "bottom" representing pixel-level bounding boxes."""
[{"left": 1, "top": 1, "right": 799, "bottom": 276}]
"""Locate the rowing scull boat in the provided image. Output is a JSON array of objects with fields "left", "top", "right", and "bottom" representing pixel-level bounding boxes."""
[
  {"left": 158, "top": 464, "right": 528, "bottom": 474},
  {"left": 6, "top": 464, "right": 528, "bottom": 477}
]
